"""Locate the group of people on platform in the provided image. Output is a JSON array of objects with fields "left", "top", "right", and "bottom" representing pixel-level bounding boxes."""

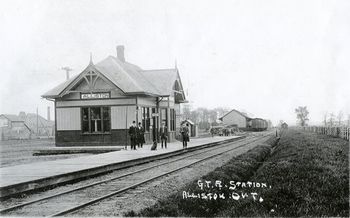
[
  {"left": 128, "top": 121, "right": 190, "bottom": 150},
  {"left": 128, "top": 121, "right": 145, "bottom": 150}
]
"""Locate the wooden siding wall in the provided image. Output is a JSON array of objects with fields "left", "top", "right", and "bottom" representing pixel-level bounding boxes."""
[
  {"left": 222, "top": 111, "right": 247, "bottom": 128},
  {"left": 61, "top": 92, "right": 80, "bottom": 100},
  {"left": 168, "top": 97, "right": 175, "bottom": 107},
  {"left": 111, "top": 106, "right": 136, "bottom": 129},
  {"left": 137, "top": 97, "right": 156, "bottom": 107},
  {"left": 56, "top": 108, "right": 81, "bottom": 130},
  {"left": 110, "top": 88, "right": 125, "bottom": 97},
  {"left": 137, "top": 108, "right": 142, "bottom": 125},
  {"left": 159, "top": 100, "right": 169, "bottom": 107}
]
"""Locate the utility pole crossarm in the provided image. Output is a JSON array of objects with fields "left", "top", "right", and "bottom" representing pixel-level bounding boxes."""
[{"left": 61, "top": 67, "right": 73, "bottom": 80}]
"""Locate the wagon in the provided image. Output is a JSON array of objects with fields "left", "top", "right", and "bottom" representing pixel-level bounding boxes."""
[{"left": 251, "top": 118, "right": 268, "bottom": 131}]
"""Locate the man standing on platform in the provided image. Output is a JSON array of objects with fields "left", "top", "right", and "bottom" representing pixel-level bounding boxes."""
[
  {"left": 128, "top": 121, "right": 137, "bottom": 150},
  {"left": 137, "top": 122, "right": 145, "bottom": 148},
  {"left": 181, "top": 123, "right": 190, "bottom": 149},
  {"left": 159, "top": 122, "right": 168, "bottom": 149}
]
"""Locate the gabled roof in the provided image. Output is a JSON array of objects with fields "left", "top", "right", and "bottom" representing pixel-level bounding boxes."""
[
  {"left": 252, "top": 117, "right": 265, "bottom": 121},
  {"left": 95, "top": 56, "right": 162, "bottom": 96},
  {"left": 0, "top": 114, "right": 24, "bottom": 122},
  {"left": 42, "top": 55, "right": 185, "bottom": 99},
  {"left": 220, "top": 109, "right": 252, "bottom": 120},
  {"left": 42, "top": 74, "right": 79, "bottom": 98},
  {"left": 142, "top": 68, "right": 183, "bottom": 97},
  {"left": 181, "top": 119, "right": 194, "bottom": 125},
  {"left": 24, "top": 113, "right": 54, "bottom": 129},
  {"left": 1, "top": 113, "right": 54, "bottom": 131}
]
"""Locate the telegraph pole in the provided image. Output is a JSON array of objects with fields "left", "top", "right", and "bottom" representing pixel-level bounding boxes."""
[
  {"left": 36, "top": 107, "right": 39, "bottom": 135},
  {"left": 61, "top": 67, "right": 73, "bottom": 80}
]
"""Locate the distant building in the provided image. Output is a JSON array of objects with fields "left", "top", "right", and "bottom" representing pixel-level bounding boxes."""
[
  {"left": 0, "top": 114, "right": 31, "bottom": 140},
  {"left": 42, "top": 46, "right": 187, "bottom": 146},
  {"left": 19, "top": 112, "right": 55, "bottom": 137},
  {"left": 0, "top": 113, "right": 55, "bottom": 140},
  {"left": 219, "top": 109, "right": 252, "bottom": 130},
  {"left": 281, "top": 122, "right": 288, "bottom": 129}
]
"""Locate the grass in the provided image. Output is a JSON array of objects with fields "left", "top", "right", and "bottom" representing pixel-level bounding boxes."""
[
  {"left": 220, "top": 129, "right": 349, "bottom": 217},
  {"left": 125, "top": 137, "right": 277, "bottom": 217},
  {"left": 0, "top": 139, "right": 89, "bottom": 167},
  {"left": 125, "top": 130, "right": 349, "bottom": 217}
]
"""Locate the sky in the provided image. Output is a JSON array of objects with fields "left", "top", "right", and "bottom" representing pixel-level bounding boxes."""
[{"left": 0, "top": 0, "right": 349, "bottom": 125}]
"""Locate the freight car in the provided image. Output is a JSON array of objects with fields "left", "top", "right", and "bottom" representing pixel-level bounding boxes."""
[{"left": 251, "top": 118, "right": 268, "bottom": 131}]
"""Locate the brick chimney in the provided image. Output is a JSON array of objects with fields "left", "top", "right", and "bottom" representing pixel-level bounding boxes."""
[
  {"left": 19, "top": 111, "right": 26, "bottom": 120},
  {"left": 47, "top": 106, "right": 51, "bottom": 121},
  {"left": 116, "top": 45, "right": 125, "bottom": 62}
]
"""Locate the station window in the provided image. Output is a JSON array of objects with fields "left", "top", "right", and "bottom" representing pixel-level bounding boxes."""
[
  {"left": 151, "top": 107, "right": 157, "bottom": 128},
  {"left": 81, "top": 107, "right": 110, "bottom": 133},
  {"left": 160, "top": 108, "right": 168, "bottom": 126},
  {"left": 141, "top": 107, "right": 145, "bottom": 130},
  {"left": 170, "top": 109, "right": 176, "bottom": 131},
  {"left": 141, "top": 107, "right": 151, "bottom": 132},
  {"left": 146, "top": 108, "right": 151, "bottom": 131}
]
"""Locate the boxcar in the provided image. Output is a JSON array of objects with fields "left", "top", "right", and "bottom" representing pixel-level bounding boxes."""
[{"left": 251, "top": 118, "right": 268, "bottom": 131}]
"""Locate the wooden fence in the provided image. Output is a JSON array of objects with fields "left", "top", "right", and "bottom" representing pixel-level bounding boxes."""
[{"left": 303, "top": 126, "right": 350, "bottom": 141}]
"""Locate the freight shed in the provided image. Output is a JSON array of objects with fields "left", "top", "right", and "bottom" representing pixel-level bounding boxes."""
[
  {"left": 219, "top": 109, "right": 268, "bottom": 131},
  {"left": 42, "top": 46, "right": 187, "bottom": 146},
  {"left": 219, "top": 109, "right": 252, "bottom": 130}
]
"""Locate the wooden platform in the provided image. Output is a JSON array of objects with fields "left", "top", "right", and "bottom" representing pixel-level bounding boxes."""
[
  {"left": 0, "top": 135, "right": 244, "bottom": 198},
  {"left": 33, "top": 146, "right": 122, "bottom": 155}
]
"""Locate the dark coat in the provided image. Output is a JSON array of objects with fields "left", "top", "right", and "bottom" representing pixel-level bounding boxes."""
[
  {"left": 159, "top": 126, "right": 168, "bottom": 139},
  {"left": 137, "top": 126, "right": 145, "bottom": 143},
  {"left": 181, "top": 126, "right": 190, "bottom": 142},
  {"left": 128, "top": 125, "right": 137, "bottom": 140}
]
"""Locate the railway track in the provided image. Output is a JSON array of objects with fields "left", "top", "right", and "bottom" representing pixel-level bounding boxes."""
[{"left": 0, "top": 133, "right": 272, "bottom": 217}]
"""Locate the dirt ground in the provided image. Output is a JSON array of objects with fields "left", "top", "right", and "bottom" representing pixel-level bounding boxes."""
[{"left": 0, "top": 139, "right": 90, "bottom": 167}]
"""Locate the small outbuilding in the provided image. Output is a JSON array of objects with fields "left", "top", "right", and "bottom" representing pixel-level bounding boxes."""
[
  {"left": 281, "top": 122, "right": 288, "bottom": 129},
  {"left": 180, "top": 119, "right": 197, "bottom": 137}
]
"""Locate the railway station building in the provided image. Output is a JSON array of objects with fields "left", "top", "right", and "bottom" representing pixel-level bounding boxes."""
[{"left": 42, "top": 46, "right": 187, "bottom": 146}]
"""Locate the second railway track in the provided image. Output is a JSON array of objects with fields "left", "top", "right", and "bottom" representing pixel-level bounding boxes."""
[{"left": 0, "top": 133, "right": 272, "bottom": 217}]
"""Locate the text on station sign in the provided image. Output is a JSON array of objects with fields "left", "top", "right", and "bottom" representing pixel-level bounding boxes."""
[{"left": 81, "top": 93, "right": 110, "bottom": 99}]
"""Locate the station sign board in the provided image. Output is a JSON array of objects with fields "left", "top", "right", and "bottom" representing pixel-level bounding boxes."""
[
  {"left": 81, "top": 92, "right": 110, "bottom": 99},
  {"left": 151, "top": 113, "right": 159, "bottom": 117}
]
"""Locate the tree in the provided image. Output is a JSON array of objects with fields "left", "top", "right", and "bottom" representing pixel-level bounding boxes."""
[
  {"left": 190, "top": 110, "right": 200, "bottom": 124},
  {"left": 266, "top": 119, "right": 273, "bottom": 128},
  {"left": 214, "top": 107, "right": 230, "bottom": 119},
  {"left": 328, "top": 113, "right": 335, "bottom": 127},
  {"left": 208, "top": 110, "right": 218, "bottom": 125},
  {"left": 295, "top": 106, "right": 309, "bottom": 126},
  {"left": 323, "top": 112, "right": 328, "bottom": 126},
  {"left": 337, "top": 111, "right": 343, "bottom": 126},
  {"left": 182, "top": 104, "right": 191, "bottom": 120}
]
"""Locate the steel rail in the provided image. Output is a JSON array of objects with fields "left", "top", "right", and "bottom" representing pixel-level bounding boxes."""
[
  {"left": 0, "top": 135, "right": 255, "bottom": 214},
  {"left": 50, "top": 133, "right": 272, "bottom": 217}
]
